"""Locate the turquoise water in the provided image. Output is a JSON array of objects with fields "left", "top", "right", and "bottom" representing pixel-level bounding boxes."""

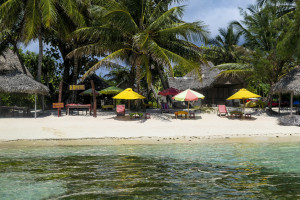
[{"left": 0, "top": 143, "right": 300, "bottom": 199}]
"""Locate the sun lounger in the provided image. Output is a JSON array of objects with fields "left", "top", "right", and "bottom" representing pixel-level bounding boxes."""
[
  {"left": 161, "top": 103, "right": 169, "bottom": 113},
  {"left": 217, "top": 105, "right": 228, "bottom": 116},
  {"left": 116, "top": 104, "right": 125, "bottom": 116}
]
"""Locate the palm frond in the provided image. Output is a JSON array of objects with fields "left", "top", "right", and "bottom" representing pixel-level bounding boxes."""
[{"left": 82, "top": 48, "right": 129, "bottom": 80}]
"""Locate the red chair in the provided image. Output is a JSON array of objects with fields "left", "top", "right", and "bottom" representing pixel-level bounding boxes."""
[
  {"left": 116, "top": 104, "right": 125, "bottom": 116},
  {"left": 217, "top": 105, "right": 228, "bottom": 117}
]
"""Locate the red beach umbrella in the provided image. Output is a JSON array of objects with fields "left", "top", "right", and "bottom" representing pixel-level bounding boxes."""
[{"left": 158, "top": 88, "right": 182, "bottom": 96}]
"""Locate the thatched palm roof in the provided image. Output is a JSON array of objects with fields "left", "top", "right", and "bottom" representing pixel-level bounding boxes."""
[
  {"left": 168, "top": 62, "right": 244, "bottom": 90},
  {"left": 80, "top": 73, "right": 109, "bottom": 91},
  {"left": 0, "top": 49, "right": 32, "bottom": 76},
  {"left": 0, "top": 49, "right": 49, "bottom": 95},
  {"left": 273, "top": 66, "right": 300, "bottom": 95},
  {"left": 168, "top": 62, "right": 219, "bottom": 90}
]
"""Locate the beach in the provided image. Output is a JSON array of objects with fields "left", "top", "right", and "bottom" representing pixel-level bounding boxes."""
[{"left": 0, "top": 110, "right": 299, "bottom": 146}]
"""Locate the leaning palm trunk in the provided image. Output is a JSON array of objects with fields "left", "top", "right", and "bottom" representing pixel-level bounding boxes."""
[
  {"left": 13, "top": 43, "right": 27, "bottom": 75},
  {"left": 150, "top": 83, "right": 159, "bottom": 108},
  {"left": 72, "top": 55, "right": 79, "bottom": 102},
  {"left": 38, "top": 33, "right": 44, "bottom": 110},
  {"left": 37, "top": 33, "right": 43, "bottom": 82},
  {"left": 157, "top": 66, "right": 174, "bottom": 105}
]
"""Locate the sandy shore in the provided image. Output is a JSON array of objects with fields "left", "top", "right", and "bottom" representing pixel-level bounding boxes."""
[{"left": 0, "top": 110, "right": 299, "bottom": 146}]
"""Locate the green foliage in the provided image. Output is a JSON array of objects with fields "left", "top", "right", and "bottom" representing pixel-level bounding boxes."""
[
  {"left": 71, "top": 0, "right": 209, "bottom": 89},
  {"left": 277, "top": 0, "right": 300, "bottom": 61},
  {"left": 19, "top": 48, "right": 61, "bottom": 92},
  {"left": 257, "top": 100, "right": 267, "bottom": 108},
  {"left": 0, "top": 93, "right": 35, "bottom": 107},
  {"left": 173, "top": 64, "right": 190, "bottom": 77}
]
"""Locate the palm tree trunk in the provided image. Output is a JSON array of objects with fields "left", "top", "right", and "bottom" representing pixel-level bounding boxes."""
[
  {"left": 13, "top": 43, "right": 27, "bottom": 75},
  {"left": 136, "top": 65, "right": 141, "bottom": 93},
  {"left": 38, "top": 33, "right": 44, "bottom": 110},
  {"left": 37, "top": 33, "right": 43, "bottom": 82},
  {"left": 150, "top": 83, "right": 159, "bottom": 108},
  {"left": 72, "top": 55, "right": 79, "bottom": 102},
  {"left": 157, "top": 66, "right": 174, "bottom": 105}
]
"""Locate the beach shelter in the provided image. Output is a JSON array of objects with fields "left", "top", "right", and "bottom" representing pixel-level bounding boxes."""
[
  {"left": 79, "top": 88, "right": 101, "bottom": 96},
  {"left": 158, "top": 88, "right": 181, "bottom": 96},
  {"left": 172, "top": 89, "right": 205, "bottom": 111},
  {"left": 227, "top": 88, "right": 261, "bottom": 111},
  {"left": 0, "top": 49, "right": 49, "bottom": 118},
  {"left": 112, "top": 88, "right": 145, "bottom": 111},
  {"left": 273, "top": 66, "right": 300, "bottom": 115},
  {"left": 100, "top": 86, "right": 123, "bottom": 95}
]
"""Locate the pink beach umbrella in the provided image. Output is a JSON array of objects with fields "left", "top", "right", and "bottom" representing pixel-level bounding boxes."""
[{"left": 172, "top": 89, "right": 205, "bottom": 111}]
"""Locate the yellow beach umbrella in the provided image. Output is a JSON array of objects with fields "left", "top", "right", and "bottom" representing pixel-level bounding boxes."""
[
  {"left": 227, "top": 88, "right": 261, "bottom": 111},
  {"left": 113, "top": 88, "right": 145, "bottom": 111},
  {"left": 227, "top": 88, "right": 261, "bottom": 100}
]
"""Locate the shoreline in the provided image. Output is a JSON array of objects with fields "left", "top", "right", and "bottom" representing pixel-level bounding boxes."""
[
  {"left": 1, "top": 134, "right": 300, "bottom": 147},
  {"left": 0, "top": 111, "right": 299, "bottom": 147}
]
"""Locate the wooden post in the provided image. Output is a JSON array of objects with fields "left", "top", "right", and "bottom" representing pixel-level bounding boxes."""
[
  {"left": 290, "top": 92, "right": 293, "bottom": 115},
  {"left": 278, "top": 93, "right": 281, "bottom": 114},
  {"left": 91, "top": 80, "right": 97, "bottom": 117},
  {"left": 35, "top": 94, "right": 37, "bottom": 119},
  {"left": 58, "top": 80, "right": 63, "bottom": 117}
]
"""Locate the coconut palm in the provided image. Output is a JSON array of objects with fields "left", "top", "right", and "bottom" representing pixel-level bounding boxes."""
[
  {"left": 209, "top": 25, "right": 243, "bottom": 63},
  {"left": 0, "top": 0, "right": 85, "bottom": 82},
  {"left": 70, "top": 0, "right": 208, "bottom": 92}
]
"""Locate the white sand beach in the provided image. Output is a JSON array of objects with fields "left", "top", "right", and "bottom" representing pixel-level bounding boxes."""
[{"left": 0, "top": 110, "right": 299, "bottom": 146}]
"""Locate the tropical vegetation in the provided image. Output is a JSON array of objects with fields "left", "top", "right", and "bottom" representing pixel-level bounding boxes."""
[{"left": 0, "top": 0, "right": 299, "bottom": 107}]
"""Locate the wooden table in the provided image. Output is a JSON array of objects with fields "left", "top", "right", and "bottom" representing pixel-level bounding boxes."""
[
  {"left": 174, "top": 111, "right": 188, "bottom": 119},
  {"left": 65, "top": 104, "right": 92, "bottom": 115}
]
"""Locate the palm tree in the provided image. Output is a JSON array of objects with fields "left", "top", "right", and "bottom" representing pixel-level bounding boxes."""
[
  {"left": 70, "top": 0, "right": 208, "bottom": 93},
  {"left": 224, "top": 0, "right": 296, "bottom": 106},
  {"left": 0, "top": 0, "right": 85, "bottom": 82},
  {"left": 209, "top": 25, "right": 242, "bottom": 63}
]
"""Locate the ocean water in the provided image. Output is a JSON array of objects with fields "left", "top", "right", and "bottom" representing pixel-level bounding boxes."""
[{"left": 0, "top": 143, "right": 300, "bottom": 199}]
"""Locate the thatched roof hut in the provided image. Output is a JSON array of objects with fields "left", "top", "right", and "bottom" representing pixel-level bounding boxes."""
[
  {"left": 168, "top": 62, "right": 243, "bottom": 90},
  {"left": 0, "top": 49, "right": 49, "bottom": 95},
  {"left": 273, "top": 66, "right": 300, "bottom": 95},
  {"left": 80, "top": 73, "right": 109, "bottom": 91}
]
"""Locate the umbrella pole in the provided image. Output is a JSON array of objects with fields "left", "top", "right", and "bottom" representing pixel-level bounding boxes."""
[
  {"left": 128, "top": 100, "right": 130, "bottom": 112},
  {"left": 188, "top": 101, "right": 189, "bottom": 112},
  {"left": 243, "top": 99, "right": 245, "bottom": 113}
]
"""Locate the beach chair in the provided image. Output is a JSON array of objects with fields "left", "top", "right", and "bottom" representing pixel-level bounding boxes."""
[
  {"left": 116, "top": 104, "right": 125, "bottom": 116},
  {"left": 217, "top": 105, "right": 228, "bottom": 117},
  {"left": 161, "top": 103, "right": 169, "bottom": 113}
]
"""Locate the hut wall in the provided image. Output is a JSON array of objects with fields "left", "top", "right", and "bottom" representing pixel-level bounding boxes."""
[{"left": 201, "top": 84, "right": 242, "bottom": 106}]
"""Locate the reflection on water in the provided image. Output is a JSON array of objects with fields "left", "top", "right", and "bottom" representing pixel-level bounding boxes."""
[{"left": 0, "top": 143, "right": 300, "bottom": 199}]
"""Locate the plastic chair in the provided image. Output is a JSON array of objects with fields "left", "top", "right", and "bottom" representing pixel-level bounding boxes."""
[
  {"left": 116, "top": 104, "right": 125, "bottom": 116},
  {"left": 217, "top": 105, "right": 228, "bottom": 116}
]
